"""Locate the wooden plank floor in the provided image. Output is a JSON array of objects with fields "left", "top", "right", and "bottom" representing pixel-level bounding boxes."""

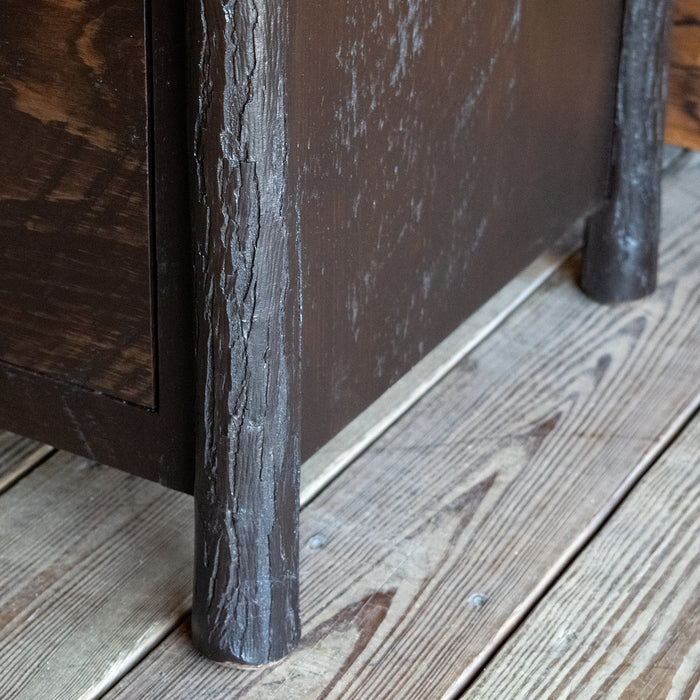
[
  {"left": 0, "top": 153, "right": 698, "bottom": 699},
  {"left": 467, "top": 411, "right": 700, "bottom": 699}
]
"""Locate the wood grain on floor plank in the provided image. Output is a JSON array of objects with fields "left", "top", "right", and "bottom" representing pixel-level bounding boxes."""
[
  {"left": 105, "top": 158, "right": 700, "bottom": 699},
  {"left": 466, "top": 411, "right": 700, "bottom": 700},
  {"left": 0, "top": 453, "right": 193, "bottom": 700},
  {"left": 0, "top": 431, "right": 54, "bottom": 494}
]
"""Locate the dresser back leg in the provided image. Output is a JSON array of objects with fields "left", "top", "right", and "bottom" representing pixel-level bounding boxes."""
[{"left": 581, "top": 0, "right": 673, "bottom": 303}]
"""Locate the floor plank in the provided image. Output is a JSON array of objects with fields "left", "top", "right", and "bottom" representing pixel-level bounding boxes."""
[
  {"left": 0, "top": 453, "right": 193, "bottom": 700},
  {"left": 105, "top": 158, "right": 700, "bottom": 699},
  {"left": 466, "top": 411, "right": 700, "bottom": 700},
  {"left": 0, "top": 431, "right": 54, "bottom": 494}
]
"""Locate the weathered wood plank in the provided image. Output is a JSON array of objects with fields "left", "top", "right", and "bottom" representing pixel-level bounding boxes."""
[
  {"left": 106, "top": 156, "right": 700, "bottom": 699},
  {"left": 666, "top": 0, "right": 700, "bottom": 150},
  {"left": 0, "top": 452, "right": 193, "bottom": 700},
  {"left": 0, "top": 431, "right": 53, "bottom": 494},
  {"left": 467, "top": 412, "right": 700, "bottom": 700}
]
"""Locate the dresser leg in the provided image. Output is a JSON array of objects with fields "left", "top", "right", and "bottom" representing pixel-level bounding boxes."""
[
  {"left": 581, "top": 0, "right": 673, "bottom": 303},
  {"left": 192, "top": 421, "right": 300, "bottom": 667},
  {"left": 189, "top": 0, "right": 301, "bottom": 664}
]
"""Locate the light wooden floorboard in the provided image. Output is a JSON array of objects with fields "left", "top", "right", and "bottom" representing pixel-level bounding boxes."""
[
  {"left": 104, "top": 157, "right": 700, "bottom": 699},
  {"left": 0, "top": 431, "right": 54, "bottom": 494},
  {"left": 466, "top": 411, "right": 700, "bottom": 700},
  {"left": 0, "top": 453, "right": 193, "bottom": 700}
]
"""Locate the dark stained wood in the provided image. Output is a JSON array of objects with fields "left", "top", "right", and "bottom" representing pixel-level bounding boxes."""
[
  {"left": 582, "top": 0, "right": 674, "bottom": 302},
  {"left": 0, "top": 0, "right": 196, "bottom": 493},
  {"left": 0, "top": 0, "right": 668, "bottom": 668},
  {"left": 468, "top": 412, "right": 700, "bottom": 699},
  {"left": 189, "top": 0, "right": 301, "bottom": 664},
  {"left": 666, "top": 0, "right": 700, "bottom": 150},
  {"left": 0, "top": 0, "right": 155, "bottom": 405},
  {"left": 290, "top": 0, "right": 625, "bottom": 456}
]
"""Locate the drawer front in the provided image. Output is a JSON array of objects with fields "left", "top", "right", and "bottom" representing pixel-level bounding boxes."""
[{"left": 0, "top": 0, "right": 154, "bottom": 406}]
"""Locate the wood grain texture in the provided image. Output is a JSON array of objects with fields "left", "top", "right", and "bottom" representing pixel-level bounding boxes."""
[
  {"left": 106, "top": 156, "right": 700, "bottom": 699},
  {"left": 666, "top": 0, "right": 700, "bottom": 150},
  {"left": 0, "top": 0, "right": 155, "bottom": 406},
  {"left": 0, "top": 452, "right": 193, "bottom": 700},
  {"left": 189, "top": 0, "right": 301, "bottom": 663},
  {"left": 468, "top": 413, "right": 700, "bottom": 700},
  {"left": 291, "top": 0, "right": 624, "bottom": 457},
  {"left": 0, "top": 431, "right": 53, "bottom": 494},
  {"left": 582, "top": 0, "right": 673, "bottom": 302},
  {"left": 0, "top": 0, "right": 197, "bottom": 493}
]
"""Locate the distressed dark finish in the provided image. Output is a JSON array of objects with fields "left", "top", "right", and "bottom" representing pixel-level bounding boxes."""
[
  {"left": 0, "top": 0, "right": 155, "bottom": 405},
  {"left": 289, "top": 0, "right": 624, "bottom": 454},
  {"left": 582, "top": 0, "right": 674, "bottom": 302},
  {"left": 0, "top": 0, "right": 195, "bottom": 492},
  {"left": 189, "top": 0, "right": 301, "bottom": 664}
]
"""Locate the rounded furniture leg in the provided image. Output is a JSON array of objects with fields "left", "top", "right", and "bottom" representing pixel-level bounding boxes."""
[{"left": 581, "top": 0, "right": 673, "bottom": 303}]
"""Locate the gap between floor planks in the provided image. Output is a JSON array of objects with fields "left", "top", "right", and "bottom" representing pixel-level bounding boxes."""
[
  {"left": 466, "top": 408, "right": 700, "bottom": 700},
  {"left": 0, "top": 431, "right": 54, "bottom": 494},
  {"left": 103, "top": 156, "right": 700, "bottom": 698}
]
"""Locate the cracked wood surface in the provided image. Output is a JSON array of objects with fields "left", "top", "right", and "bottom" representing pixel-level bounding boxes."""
[
  {"left": 106, "top": 156, "right": 700, "bottom": 699},
  {"left": 467, "top": 411, "right": 700, "bottom": 700},
  {"left": 189, "top": 0, "right": 301, "bottom": 664}
]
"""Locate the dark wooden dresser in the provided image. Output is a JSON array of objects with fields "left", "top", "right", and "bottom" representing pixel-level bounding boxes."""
[{"left": 0, "top": 0, "right": 673, "bottom": 664}]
